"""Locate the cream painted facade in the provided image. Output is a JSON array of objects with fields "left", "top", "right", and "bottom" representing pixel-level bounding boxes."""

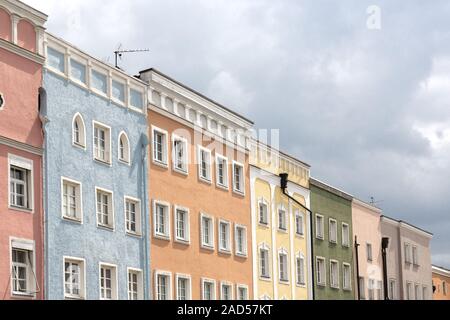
[{"left": 250, "top": 140, "right": 312, "bottom": 300}]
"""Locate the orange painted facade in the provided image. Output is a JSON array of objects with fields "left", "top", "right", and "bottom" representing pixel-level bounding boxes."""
[{"left": 432, "top": 266, "right": 450, "bottom": 300}]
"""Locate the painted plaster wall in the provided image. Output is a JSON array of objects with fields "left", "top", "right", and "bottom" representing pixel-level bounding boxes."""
[
  {"left": 310, "top": 184, "right": 354, "bottom": 300},
  {"left": 0, "top": 8, "right": 11, "bottom": 41},
  {"left": 380, "top": 220, "right": 402, "bottom": 299},
  {"left": 43, "top": 71, "right": 148, "bottom": 299}
]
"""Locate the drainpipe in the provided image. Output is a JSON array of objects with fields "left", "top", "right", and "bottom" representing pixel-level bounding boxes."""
[
  {"left": 354, "top": 236, "right": 361, "bottom": 300},
  {"left": 141, "top": 134, "right": 150, "bottom": 300},
  {"left": 279, "top": 173, "right": 315, "bottom": 300},
  {"left": 381, "top": 237, "right": 389, "bottom": 300}
]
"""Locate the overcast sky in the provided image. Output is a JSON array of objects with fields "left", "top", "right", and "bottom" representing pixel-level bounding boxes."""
[{"left": 24, "top": 0, "right": 450, "bottom": 268}]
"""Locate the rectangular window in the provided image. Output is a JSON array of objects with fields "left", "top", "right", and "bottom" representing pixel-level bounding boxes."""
[
  {"left": 232, "top": 161, "right": 244, "bottom": 194},
  {"left": 96, "top": 188, "right": 114, "bottom": 229},
  {"left": 279, "top": 252, "right": 288, "bottom": 282},
  {"left": 260, "top": 247, "right": 270, "bottom": 278},
  {"left": 154, "top": 201, "right": 170, "bottom": 239},
  {"left": 329, "top": 219, "right": 337, "bottom": 243},
  {"left": 175, "top": 207, "right": 189, "bottom": 243},
  {"left": 70, "top": 58, "right": 86, "bottom": 84},
  {"left": 100, "top": 264, "right": 117, "bottom": 300},
  {"left": 91, "top": 69, "right": 107, "bottom": 94},
  {"left": 219, "top": 220, "right": 231, "bottom": 253},
  {"left": 93, "top": 122, "right": 111, "bottom": 163},
  {"left": 9, "top": 155, "right": 33, "bottom": 211},
  {"left": 404, "top": 243, "right": 412, "bottom": 264},
  {"left": 343, "top": 263, "right": 351, "bottom": 290},
  {"left": 359, "top": 277, "right": 366, "bottom": 299},
  {"left": 125, "top": 197, "right": 141, "bottom": 235},
  {"left": 156, "top": 272, "right": 171, "bottom": 300},
  {"left": 47, "top": 47, "right": 65, "bottom": 73},
  {"left": 330, "top": 260, "right": 339, "bottom": 288},
  {"left": 389, "top": 279, "right": 396, "bottom": 300},
  {"left": 62, "top": 178, "right": 82, "bottom": 222},
  {"left": 130, "top": 88, "right": 144, "bottom": 110},
  {"left": 415, "top": 283, "right": 421, "bottom": 300},
  {"left": 377, "top": 280, "right": 383, "bottom": 300},
  {"left": 127, "top": 269, "right": 143, "bottom": 300},
  {"left": 173, "top": 137, "right": 188, "bottom": 173},
  {"left": 237, "top": 285, "right": 248, "bottom": 300},
  {"left": 201, "top": 214, "right": 214, "bottom": 249},
  {"left": 412, "top": 246, "right": 419, "bottom": 265},
  {"left": 202, "top": 279, "right": 216, "bottom": 300},
  {"left": 259, "top": 201, "right": 268, "bottom": 225},
  {"left": 64, "top": 258, "right": 85, "bottom": 299},
  {"left": 112, "top": 80, "right": 125, "bottom": 103},
  {"left": 11, "top": 241, "right": 35, "bottom": 296},
  {"left": 368, "top": 279, "right": 375, "bottom": 300},
  {"left": 342, "top": 223, "right": 350, "bottom": 247},
  {"left": 367, "top": 243, "right": 373, "bottom": 261},
  {"left": 316, "top": 214, "right": 324, "bottom": 239},
  {"left": 422, "top": 286, "right": 428, "bottom": 300},
  {"left": 216, "top": 154, "right": 228, "bottom": 188},
  {"left": 316, "top": 257, "right": 326, "bottom": 286},
  {"left": 278, "top": 208, "right": 287, "bottom": 231},
  {"left": 221, "top": 282, "right": 233, "bottom": 300},
  {"left": 295, "top": 212, "right": 304, "bottom": 236},
  {"left": 235, "top": 225, "right": 247, "bottom": 256},
  {"left": 152, "top": 127, "right": 168, "bottom": 165},
  {"left": 176, "top": 275, "right": 191, "bottom": 300},
  {"left": 296, "top": 255, "right": 306, "bottom": 285},
  {"left": 198, "top": 147, "right": 211, "bottom": 182},
  {"left": 406, "top": 282, "right": 413, "bottom": 300}
]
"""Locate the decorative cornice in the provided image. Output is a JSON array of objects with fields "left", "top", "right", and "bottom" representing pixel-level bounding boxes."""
[
  {"left": 0, "top": 135, "right": 43, "bottom": 156},
  {"left": 432, "top": 265, "right": 450, "bottom": 277},
  {"left": 310, "top": 177, "right": 353, "bottom": 201},
  {"left": 380, "top": 215, "right": 433, "bottom": 239},
  {"left": 1, "top": 0, "right": 47, "bottom": 27},
  {"left": 0, "top": 38, "right": 45, "bottom": 65}
]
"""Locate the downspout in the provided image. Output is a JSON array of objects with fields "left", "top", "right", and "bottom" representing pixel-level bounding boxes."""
[
  {"left": 279, "top": 173, "right": 315, "bottom": 300},
  {"left": 381, "top": 237, "right": 389, "bottom": 300},
  {"left": 354, "top": 236, "right": 361, "bottom": 300},
  {"left": 141, "top": 134, "right": 150, "bottom": 300}
]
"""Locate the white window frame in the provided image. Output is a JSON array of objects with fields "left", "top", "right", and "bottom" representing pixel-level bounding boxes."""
[
  {"left": 153, "top": 200, "right": 171, "bottom": 240},
  {"left": 63, "top": 256, "right": 86, "bottom": 300},
  {"left": 404, "top": 243, "right": 412, "bottom": 264},
  {"left": 422, "top": 285, "right": 428, "bottom": 300},
  {"left": 151, "top": 125, "right": 169, "bottom": 167},
  {"left": 412, "top": 246, "right": 419, "bottom": 266},
  {"left": 155, "top": 270, "right": 172, "bottom": 300},
  {"left": 259, "top": 243, "right": 271, "bottom": 280},
  {"left": 10, "top": 238, "right": 36, "bottom": 297},
  {"left": 315, "top": 214, "right": 324, "bottom": 240},
  {"left": 329, "top": 218, "right": 337, "bottom": 243},
  {"left": 124, "top": 196, "right": 142, "bottom": 236},
  {"left": 215, "top": 153, "right": 229, "bottom": 189},
  {"left": 236, "top": 284, "right": 248, "bottom": 300},
  {"left": 174, "top": 205, "right": 190, "bottom": 244},
  {"left": 258, "top": 198, "right": 269, "bottom": 226},
  {"left": 201, "top": 278, "right": 216, "bottom": 300},
  {"left": 295, "top": 210, "right": 304, "bottom": 236},
  {"left": 277, "top": 204, "right": 287, "bottom": 232},
  {"left": 342, "top": 262, "right": 352, "bottom": 291},
  {"left": 278, "top": 248, "right": 289, "bottom": 283},
  {"left": 296, "top": 252, "right": 306, "bottom": 286},
  {"left": 60, "top": 177, "right": 83, "bottom": 223},
  {"left": 172, "top": 134, "right": 188, "bottom": 174},
  {"left": 72, "top": 113, "right": 86, "bottom": 149},
  {"left": 92, "top": 120, "right": 112, "bottom": 165},
  {"left": 127, "top": 267, "right": 144, "bottom": 300},
  {"left": 330, "top": 259, "right": 339, "bottom": 289},
  {"left": 220, "top": 281, "right": 233, "bottom": 300},
  {"left": 316, "top": 256, "right": 326, "bottom": 286},
  {"left": 8, "top": 154, "right": 34, "bottom": 213},
  {"left": 95, "top": 187, "right": 115, "bottom": 230},
  {"left": 368, "top": 278, "right": 375, "bottom": 300},
  {"left": 175, "top": 273, "right": 192, "bottom": 300},
  {"left": 99, "top": 262, "right": 118, "bottom": 300},
  {"left": 342, "top": 223, "right": 350, "bottom": 247},
  {"left": 389, "top": 278, "right": 397, "bottom": 300},
  {"left": 406, "top": 281, "right": 413, "bottom": 300},
  {"left": 197, "top": 146, "right": 212, "bottom": 183},
  {"left": 118, "top": 131, "right": 131, "bottom": 165},
  {"left": 359, "top": 276, "right": 366, "bottom": 299},
  {"left": 234, "top": 224, "right": 248, "bottom": 257},
  {"left": 218, "top": 219, "right": 232, "bottom": 254},
  {"left": 414, "top": 283, "right": 421, "bottom": 300},
  {"left": 232, "top": 160, "right": 245, "bottom": 195},
  {"left": 200, "top": 213, "right": 215, "bottom": 250}
]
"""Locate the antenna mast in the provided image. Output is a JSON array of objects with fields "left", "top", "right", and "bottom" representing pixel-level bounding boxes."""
[{"left": 114, "top": 48, "right": 150, "bottom": 69}]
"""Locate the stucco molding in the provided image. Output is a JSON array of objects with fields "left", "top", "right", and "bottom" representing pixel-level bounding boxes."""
[
  {"left": 1, "top": 0, "right": 47, "bottom": 27},
  {"left": 432, "top": 265, "right": 450, "bottom": 277},
  {"left": 310, "top": 177, "right": 353, "bottom": 201},
  {"left": 0, "top": 38, "right": 45, "bottom": 64},
  {"left": 0, "top": 135, "right": 43, "bottom": 155}
]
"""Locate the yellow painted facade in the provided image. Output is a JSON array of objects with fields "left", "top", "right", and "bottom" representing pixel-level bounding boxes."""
[{"left": 250, "top": 140, "right": 312, "bottom": 300}]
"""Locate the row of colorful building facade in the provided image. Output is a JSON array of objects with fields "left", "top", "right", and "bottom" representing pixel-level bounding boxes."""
[{"left": 0, "top": 0, "right": 448, "bottom": 300}]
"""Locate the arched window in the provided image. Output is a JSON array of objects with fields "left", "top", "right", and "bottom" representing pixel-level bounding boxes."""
[
  {"left": 118, "top": 132, "right": 130, "bottom": 164},
  {"left": 72, "top": 113, "right": 86, "bottom": 148}
]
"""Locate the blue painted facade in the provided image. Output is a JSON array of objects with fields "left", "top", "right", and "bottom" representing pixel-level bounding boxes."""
[{"left": 41, "top": 69, "right": 149, "bottom": 300}]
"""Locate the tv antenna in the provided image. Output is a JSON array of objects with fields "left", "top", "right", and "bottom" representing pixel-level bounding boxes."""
[
  {"left": 114, "top": 44, "right": 150, "bottom": 69},
  {"left": 369, "top": 196, "right": 384, "bottom": 206}
]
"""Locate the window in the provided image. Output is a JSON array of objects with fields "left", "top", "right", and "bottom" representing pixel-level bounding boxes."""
[
  {"left": 342, "top": 223, "right": 350, "bottom": 247},
  {"left": 406, "top": 282, "right": 413, "bottom": 300},
  {"left": 279, "top": 250, "right": 289, "bottom": 282},
  {"left": 359, "top": 277, "right": 366, "bottom": 299},
  {"left": 91, "top": 69, "right": 107, "bottom": 94},
  {"left": 202, "top": 278, "right": 216, "bottom": 300},
  {"left": 315, "top": 214, "right": 324, "bottom": 239},
  {"left": 125, "top": 197, "right": 141, "bottom": 235},
  {"left": 316, "top": 257, "right": 326, "bottom": 286},
  {"left": 232, "top": 161, "right": 244, "bottom": 194},
  {"left": 153, "top": 201, "right": 170, "bottom": 239},
  {"left": 259, "top": 245, "right": 270, "bottom": 278},
  {"left": 258, "top": 200, "right": 268, "bottom": 225},
  {"left": 296, "top": 254, "right": 306, "bottom": 285},
  {"left": 404, "top": 243, "right": 412, "bottom": 264},
  {"left": 197, "top": 146, "right": 211, "bottom": 182},
  {"left": 422, "top": 286, "right": 428, "bottom": 300},
  {"left": 47, "top": 47, "right": 65, "bottom": 73},
  {"left": 415, "top": 283, "right": 421, "bottom": 300},
  {"left": 443, "top": 281, "right": 447, "bottom": 295},
  {"left": 72, "top": 113, "right": 86, "bottom": 148},
  {"left": 172, "top": 136, "right": 188, "bottom": 173},
  {"left": 10, "top": 239, "right": 36, "bottom": 296},
  {"left": 295, "top": 211, "right": 304, "bottom": 236},
  {"left": 377, "top": 280, "right": 383, "bottom": 300},
  {"left": 130, "top": 88, "right": 144, "bottom": 110},
  {"left": 200, "top": 214, "right": 214, "bottom": 249},
  {"left": 389, "top": 279, "right": 396, "bottom": 300},
  {"left": 93, "top": 121, "right": 111, "bottom": 164},
  {"left": 237, "top": 285, "right": 248, "bottom": 300},
  {"left": 70, "top": 58, "right": 86, "bottom": 84},
  {"left": 155, "top": 271, "right": 171, "bottom": 300},
  {"left": 368, "top": 278, "right": 375, "bottom": 300},
  {"left": 176, "top": 274, "right": 191, "bottom": 300},
  {"left": 96, "top": 188, "right": 114, "bottom": 229},
  {"left": 118, "top": 132, "right": 130, "bottom": 164},
  {"left": 215, "top": 154, "right": 228, "bottom": 188},
  {"left": 221, "top": 282, "right": 233, "bottom": 300},
  {"left": 9, "top": 155, "right": 33, "bottom": 211},
  {"left": 366, "top": 243, "right": 373, "bottom": 261},
  {"left": 278, "top": 207, "right": 287, "bottom": 231},
  {"left": 152, "top": 126, "right": 168, "bottom": 166},
  {"left": 412, "top": 246, "right": 419, "bottom": 265},
  {"left": 218, "top": 220, "right": 231, "bottom": 253},
  {"left": 112, "top": 80, "right": 125, "bottom": 103},
  {"left": 61, "top": 178, "right": 82, "bottom": 222},
  {"left": 330, "top": 260, "right": 339, "bottom": 288},
  {"left": 343, "top": 263, "right": 351, "bottom": 290},
  {"left": 127, "top": 269, "right": 143, "bottom": 300},
  {"left": 99, "top": 264, "right": 117, "bottom": 300},
  {"left": 174, "top": 206, "right": 190, "bottom": 243},
  {"left": 0, "top": 92, "right": 4, "bottom": 109},
  {"left": 64, "top": 257, "right": 85, "bottom": 299},
  {"left": 235, "top": 225, "right": 247, "bottom": 256},
  {"left": 329, "top": 219, "right": 337, "bottom": 243}
]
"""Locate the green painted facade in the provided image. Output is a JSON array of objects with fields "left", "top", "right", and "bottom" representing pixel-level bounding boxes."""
[{"left": 310, "top": 179, "right": 355, "bottom": 300}]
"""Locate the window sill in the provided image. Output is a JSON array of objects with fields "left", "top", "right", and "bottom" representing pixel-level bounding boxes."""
[
  {"left": 94, "top": 158, "right": 112, "bottom": 167},
  {"left": 216, "top": 183, "right": 229, "bottom": 191},
  {"left": 277, "top": 228, "right": 288, "bottom": 234},
  {"left": 329, "top": 240, "right": 337, "bottom": 244},
  {"left": 173, "top": 167, "right": 188, "bottom": 176},
  {"left": 235, "top": 252, "right": 248, "bottom": 258},
  {"left": 343, "top": 287, "right": 352, "bottom": 291},
  {"left": 154, "top": 233, "right": 171, "bottom": 241},
  {"left": 9, "top": 206, "right": 34, "bottom": 214},
  {"left": 330, "top": 285, "right": 340, "bottom": 290},
  {"left": 259, "top": 276, "right": 272, "bottom": 282},
  {"left": 342, "top": 244, "right": 350, "bottom": 248},
  {"left": 279, "top": 279, "right": 290, "bottom": 285},
  {"left": 198, "top": 177, "right": 212, "bottom": 185},
  {"left": 232, "top": 189, "right": 245, "bottom": 197},
  {"left": 200, "top": 244, "right": 215, "bottom": 251},
  {"left": 296, "top": 282, "right": 306, "bottom": 288},
  {"left": 152, "top": 159, "right": 169, "bottom": 169},
  {"left": 316, "top": 236, "right": 324, "bottom": 241},
  {"left": 317, "top": 282, "right": 326, "bottom": 287},
  {"left": 174, "top": 238, "right": 190, "bottom": 245},
  {"left": 126, "top": 231, "right": 143, "bottom": 238},
  {"left": 64, "top": 295, "right": 85, "bottom": 300},
  {"left": 72, "top": 142, "right": 86, "bottom": 150},
  {"left": 97, "top": 224, "right": 114, "bottom": 231},
  {"left": 295, "top": 233, "right": 305, "bottom": 238},
  {"left": 219, "top": 248, "right": 232, "bottom": 255},
  {"left": 118, "top": 159, "right": 131, "bottom": 166},
  {"left": 62, "top": 216, "right": 82, "bottom": 224},
  {"left": 11, "top": 291, "right": 35, "bottom": 298}
]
